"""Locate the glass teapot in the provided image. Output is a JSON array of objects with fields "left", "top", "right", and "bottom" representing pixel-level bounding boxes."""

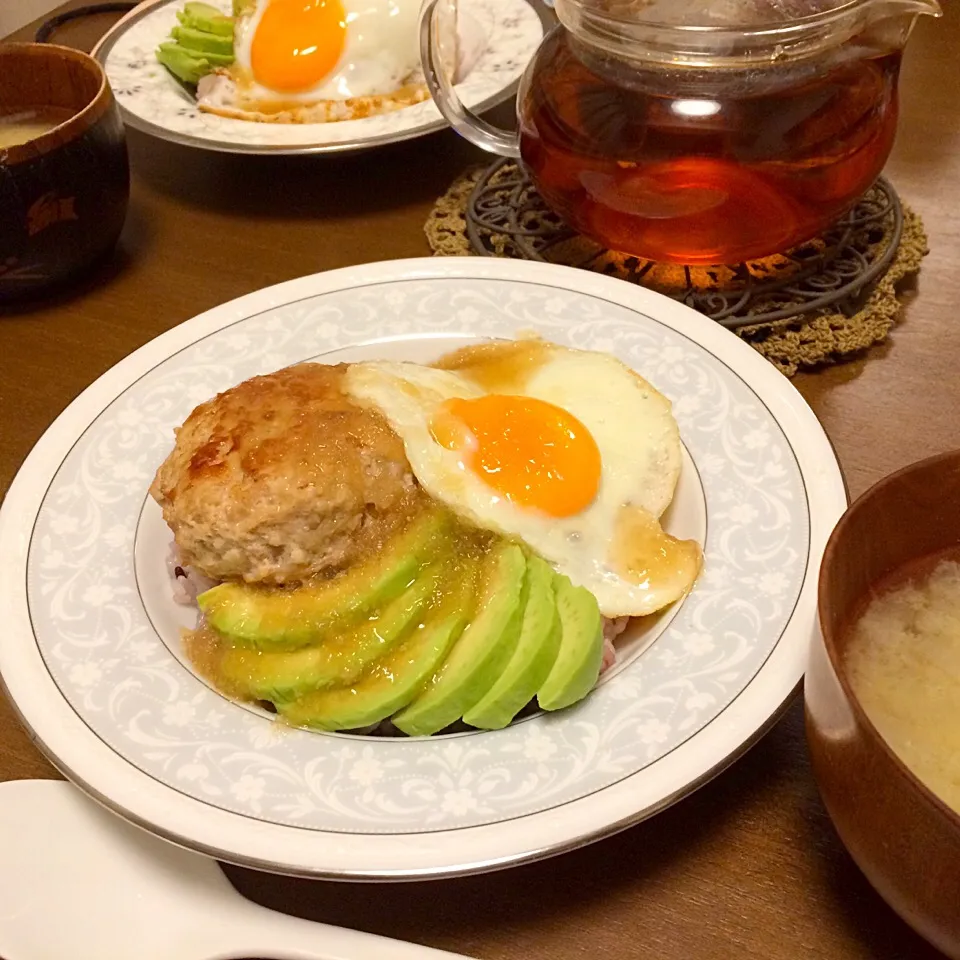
[{"left": 421, "top": 0, "right": 940, "bottom": 264}]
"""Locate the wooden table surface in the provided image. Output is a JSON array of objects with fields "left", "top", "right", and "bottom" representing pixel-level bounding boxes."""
[{"left": 1, "top": 4, "right": 958, "bottom": 959}]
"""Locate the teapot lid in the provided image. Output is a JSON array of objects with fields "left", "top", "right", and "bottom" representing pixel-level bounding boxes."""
[
  {"left": 627, "top": 0, "right": 857, "bottom": 28},
  {"left": 559, "top": 0, "right": 933, "bottom": 65}
]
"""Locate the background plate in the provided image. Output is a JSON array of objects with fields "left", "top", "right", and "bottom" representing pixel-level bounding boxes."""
[
  {"left": 0, "top": 258, "right": 846, "bottom": 878},
  {"left": 93, "top": 0, "right": 546, "bottom": 155}
]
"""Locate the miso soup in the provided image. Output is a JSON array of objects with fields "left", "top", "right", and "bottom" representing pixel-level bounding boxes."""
[
  {"left": 0, "top": 107, "right": 74, "bottom": 150},
  {"left": 846, "top": 556, "right": 960, "bottom": 815}
]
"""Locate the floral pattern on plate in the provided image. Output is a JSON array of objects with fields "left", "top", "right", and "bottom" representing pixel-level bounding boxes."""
[
  {"left": 97, "top": 0, "right": 543, "bottom": 152},
  {"left": 26, "top": 277, "right": 809, "bottom": 834}
]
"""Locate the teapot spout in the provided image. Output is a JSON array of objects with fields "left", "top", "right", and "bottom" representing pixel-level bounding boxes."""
[
  {"left": 864, "top": 0, "right": 942, "bottom": 19},
  {"left": 857, "top": 0, "right": 941, "bottom": 49}
]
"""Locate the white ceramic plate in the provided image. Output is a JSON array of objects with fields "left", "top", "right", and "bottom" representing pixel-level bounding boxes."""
[
  {"left": 92, "top": 0, "right": 545, "bottom": 155},
  {"left": 0, "top": 258, "right": 845, "bottom": 879}
]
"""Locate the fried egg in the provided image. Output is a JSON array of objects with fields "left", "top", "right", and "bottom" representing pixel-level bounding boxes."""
[
  {"left": 343, "top": 339, "right": 703, "bottom": 618},
  {"left": 196, "top": 0, "right": 471, "bottom": 123},
  {"left": 237, "top": 0, "right": 419, "bottom": 99}
]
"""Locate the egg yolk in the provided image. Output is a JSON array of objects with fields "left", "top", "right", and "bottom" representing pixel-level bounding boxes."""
[
  {"left": 430, "top": 395, "right": 602, "bottom": 517},
  {"left": 251, "top": 0, "right": 346, "bottom": 93}
]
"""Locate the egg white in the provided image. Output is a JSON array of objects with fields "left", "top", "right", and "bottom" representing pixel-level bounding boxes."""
[
  {"left": 343, "top": 342, "right": 701, "bottom": 618},
  {"left": 231, "top": 0, "right": 421, "bottom": 101}
]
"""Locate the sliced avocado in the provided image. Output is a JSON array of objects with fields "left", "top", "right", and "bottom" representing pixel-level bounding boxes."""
[
  {"left": 537, "top": 574, "right": 604, "bottom": 712},
  {"left": 391, "top": 543, "right": 526, "bottom": 737},
  {"left": 278, "top": 571, "right": 476, "bottom": 732},
  {"left": 233, "top": 0, "right": 256, "bottom": 16},
  {"left": 178, "top": 1, "right": 234, "bottom": 36},
  {"left": 218, "top": 570, "right": 438, "bottom": 703},
  {"left": 171, "top": 43, "right": 232, "bottom": 67},
  {"left": 171, "top": 25, "right": 234, "bottom": 57},
  {"left": 198, "top": 509, "right": 448, "bottom": 651},
  {"left": 155, "top": 42, "right": 211, "bottom": 85},
  {"left": 463, "top": 555, "right": 561, "bottom": 730}
]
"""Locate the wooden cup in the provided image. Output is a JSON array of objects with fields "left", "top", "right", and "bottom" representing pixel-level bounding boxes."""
[
  {"left": 807, "top": 450, "right": 960, "bottom": 960},
  {"left": 0, "top": 42, "right": 129, "bottom": 302}
]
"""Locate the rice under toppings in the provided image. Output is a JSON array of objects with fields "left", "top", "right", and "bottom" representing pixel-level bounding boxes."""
[{"left": 167, "top": 545, "right": 218, "bottom": 606}]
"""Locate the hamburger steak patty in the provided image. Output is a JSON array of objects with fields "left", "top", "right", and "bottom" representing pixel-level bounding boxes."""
[{"left": 150, "top": 362, "right": 423, "bottom": 585}]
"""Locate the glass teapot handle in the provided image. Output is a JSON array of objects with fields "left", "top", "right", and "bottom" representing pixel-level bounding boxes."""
[{"left": 419, "top": 0, "right": 521, "bottom": 159}]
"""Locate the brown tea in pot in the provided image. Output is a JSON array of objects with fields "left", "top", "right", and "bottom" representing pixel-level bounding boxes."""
[
  {"left": 518, "top": 30, "right": 900, "bottom": 265},
  {"left": 421, "top": 0, "right": 938, "bottom": 266}
]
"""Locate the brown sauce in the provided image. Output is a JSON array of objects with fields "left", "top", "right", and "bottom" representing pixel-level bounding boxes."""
[
  {"left": 181, "top": 626, "right": 239, "bottom": 696},
  {"left": 183, "top": 509, "right": 494, "bottom": 715},
  {"left": 611, "top": 503, "right": 701, "bottom": 588},
  {"left": 433, "top": 339, "right": 551, "bottom": 393}
]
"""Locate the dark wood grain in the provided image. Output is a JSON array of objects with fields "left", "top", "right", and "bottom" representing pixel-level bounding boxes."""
[{"left": 1, "top": 3, "right": 957, "bottom": 959}]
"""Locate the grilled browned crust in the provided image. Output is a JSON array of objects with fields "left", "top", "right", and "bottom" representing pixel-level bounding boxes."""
[{"left": 150, "top": 362, "right": 423, "bottom": 585}]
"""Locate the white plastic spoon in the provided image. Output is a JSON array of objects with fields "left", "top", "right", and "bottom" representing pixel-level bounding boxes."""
[{"left": 0, "top": 779, "right": 477, "bottom": 960}]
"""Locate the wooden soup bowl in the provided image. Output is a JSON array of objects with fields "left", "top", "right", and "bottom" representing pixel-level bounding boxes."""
[
  {"left": 0, "top": 43, "right": 129, "bottom": 302},
  {"left": 807, "top": 450, "right": 960, "bottom": 959}
]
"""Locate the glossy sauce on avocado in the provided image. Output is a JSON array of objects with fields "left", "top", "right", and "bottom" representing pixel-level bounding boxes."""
[{"left": 184, "top": 507, "right": 496, "bottom": 724}]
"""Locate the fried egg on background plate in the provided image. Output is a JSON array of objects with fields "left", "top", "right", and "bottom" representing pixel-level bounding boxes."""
[
  {"left": 343, "top": 339, "right": 703, "bottom": 619},
  {"left": 197, "top": 0, "right": 480, "bottom": 123}
]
